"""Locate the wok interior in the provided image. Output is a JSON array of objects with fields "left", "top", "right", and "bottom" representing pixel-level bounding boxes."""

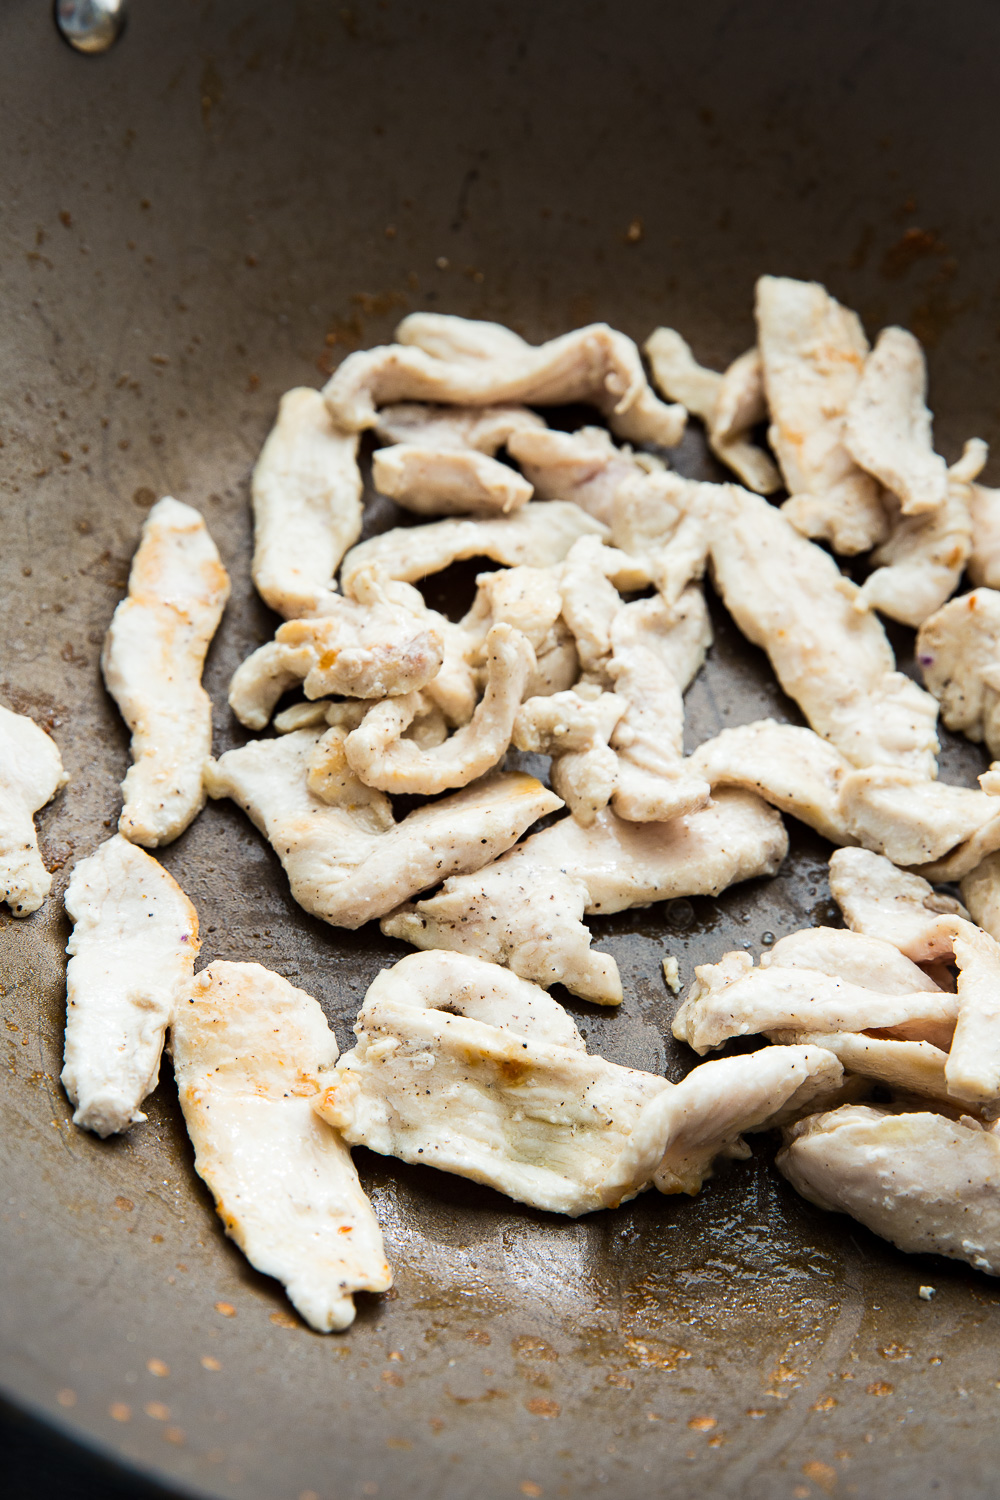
[{"left": 2, "top": 2, "right": 1000, "bottom": 1496}]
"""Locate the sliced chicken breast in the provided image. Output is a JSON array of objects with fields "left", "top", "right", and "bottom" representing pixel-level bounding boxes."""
[{"left": 0, "top": 704, "right": 67, "bottom": 916}]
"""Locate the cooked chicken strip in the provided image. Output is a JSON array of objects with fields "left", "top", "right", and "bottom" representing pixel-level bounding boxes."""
[
  {"left": 457, "top": 563, "right": 578, "bottom": 701},
  {"left": 384, "top": 789, "right": 788, "bottom": 1005},
  {"left": 855, "top": 441, "right": 984, "bottom": 627},
  {"left": 844, "top": 326, "right": 949, "bottom": 516},
  {"left": 968, "top": 483, "right": 1000, "bottom": 589},
  {"left": 607, "top": 637, "right": 711, "bottom": 823},
  {"left": 838, "top": 766, "right": 1000, "bottom": 872},
  {"left": 672, "top": 955, "right": 957, "bottom": 1056},
  {"left": 760, "top": 926, "right": 942, "bottom": 995},
  {"left": 960, "top": 851, "right": 1000, "bottom": 942},
  {"left": 755, "top": 275, "right": 887, "bottom": 555},
  {"left": 251, "top": 387, "right": 362, "bottom": 619},
  {"left": 513, "top": 686, "right": 625, "bottom": 824},
  {"left": 506, "top": 425, "right": 654, "bottom": 526},
  {"left": 323, "top": 315, "right": 686, "bottom": 447},
  {"left": 0, "top": 704, "right": 67, "bottom": 916},
  {"left": 829, "top": 847, "right": 966, "bottom": 963},
  {"left": 60, "top": 835, "right": 199, "bottom": 1137},
  {"left": 556, "top": 534, "right": 627, "bottom": 674},
  {"left": 689, "top": 720, "right": 851, "bottom": 844},
  {"left": 374, "top": 401, "right": 545, "bottom": 452},
  {"left": 777, "top": 1105, "right": 1000, "bottom": 1274},
  {"left": 315, "top": 951, "right": 839, "bottom": 1214},
  {"left": 228, "top": 572, "right": 444, "bottom": 730},
  {"left": 917, "top": 586, "right": 1000, "bottom": 758},
  {"left": 615, "top": 587, "right": 713, "bottom": 694},
  {"left": 102, "top": 497, "right": 230, "bottom": 847},
  {"left": 172, "top": 961, "right": 391, "bottom": 1331},
  {"left": 769, "top": 1030, "right": 955, "bottom": 1104},
  {"left": 339, "top": 501, "right": 607, "bottom": 593},
  {"left": 684, "top": 480, "right": 939, "bottom": 774},
  {"left": 205, "top": 727, "right": 560, "bottom": 929},
  {"left": 944, "top": 920, "right": 1000, "bottom": 1103},
  {"left": 644, "top": 329, "right": 781, "bottom": 494},
  {"left": 344, "top": 623, "right": 534, "bottom": 794},
  {"left": 372, "top": 444, "right": 533, "bottom": 516}
]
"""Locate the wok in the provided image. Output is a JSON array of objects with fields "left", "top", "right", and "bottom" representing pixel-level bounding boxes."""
[{"left": 3, "top": 2, "right": 1000, "bottom": 1496}]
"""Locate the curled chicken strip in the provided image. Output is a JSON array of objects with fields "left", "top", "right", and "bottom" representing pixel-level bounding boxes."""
[
  {"left": 778, "top": 1105, "right": 1000, "bottom": 1275},
  {"left": 854, "top": 440, "right": 985, "bottom": 627},
  {"left": 755, "top": 275, "right": 887, "bottom": 555},
  {"left": 344, "top": 623, "right": 534, "bottom": 794},
  {"left": 556, "top": 535, "right": 629, "bottom": 674},
  {"left": 458, "top": 563, "right": 578, "bottom": 702},
  {"left": 770, "top": 1030, "right": 955, "bottom": 1104},
  {"left": 324, "top": 314, "right": 686, "bottom": 447},
  {"left": 102, "top": 497, "right": 230, "bottom": 847},
  {"left": 60, "top": 835, "right": 199, "bottom": 1137},
  {"left": 339, "top": 501, "right": 608, "bottom": 593},
  {"left": 607, "top": 628, "right": 711, "bottom": 825},
  {"left": 917, "top": 586, "right": 1000, "bottom": 758},
  {"left": 314, "top": 951, "right": 840, "bottom": 1215},
  {"left": 829, "top": 847, "right": 967, "bottom": 963},
  {"left": 228, "top": 572, "right": 444, "bottom": 730},
  {"left": 844, "top": 326, "right": 949, "bottom": 516},
  {"left": 645, "top": 329, "right": 781, "bottom": 494},
  {"left": 506, "top": 425, "right": 656, "bottom": 526},
  {"left": 968, "top": 482, "right": 1000, "bottom": 589},
  {"left": 961, "top": 851, "right": 1000, "bottom": 944},
  {"left": 0, "top": 704, "right": 67, "bottom": 916},
  {"left": 205, "top": 727, "right": 560, "bottom": 929},
  {"left": 251, "top": 387, "right": 362, "bottom": 619},
  {"left": 374, "top": 401, "right": 545, "bottom": 452},
  {"left": 383, "top": 790, "right": 788, "bottom": 1005},
  {"left": 683, "top": 480, "right": 939, "bottom": 774},
  {"left": 172, "top": 961, "right": 391, "bottom": 1332},
  {"left": 372, "top": 444, "right": 533, "bottom": 517},
  {"left": 690, "top": 721, "right": 851, "bottom": 844},
  {"left": 513, "top": 686, "right": 626, "bottom": 825}
]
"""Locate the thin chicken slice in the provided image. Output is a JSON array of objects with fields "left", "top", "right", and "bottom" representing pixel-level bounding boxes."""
[
  {"left": 228, "top": 572, "right": 445, "bottom": 730},
  {"left": 778, "top": 1105, "right": 1000, "bottom": 1275},
  {"left": 944, "top": 920, "right": 1000, "bottom": 1103},
  {"left": 968, "top": 482, "right": 1000, "bottom": 590},
  {"left": 917, "top": 586, "right": 1000, "bottom": 758},
  {"left": 961, "top": 851, "right": 1000, "bottom": 943},
  {"left": 102, "top": 497, "right": 230, "bottom": 846},
  {"left": 323, "top": 316, "right": 686, "bottom": 447},
  {"left": 644, "top": 329, "right": 781, "bottom": 494},
  {"left": 339, "top": 501, "right": 608, "bottom": 593},
  {"left": 314, "top": 950, "right": 840, "bottom": 1214},
  {"left": 685, "top": 480, "right": 939, "bottom": 774},
  {"left": 205, "top": 727, "right": 560, "bottom": 929},
  {"left": 760, "top": 925, "right": 943, "bottom": 995},
  {"left": 458, "top": 563, "right": 579, "bottom": 701},
  {"left": 251, "top": 387, "right": 362, "bottom": 619},
  {"left": 344, "top": 623, "right": 534, "bottom": 794},
  {"left": 513, "top": 686, "right": 626, "bottom": 825},
  {"left": 60, "top": 835, "right": 199, "bottom": 1137},
  {"left": 374, "top": 401, "right": 545, "bottom": 452},
  {"left": 690, "top": 721, "right": 851, "bottom": 844},
  {"left": 844, "top": 326, "right": 950, "bottom": 516},
  {"left": 0, "top": 704, "right": 67, "bottom": 916},
  {"left": 383, "top": 789, "right": 788, "bottom": 1005},
  {"left": 855, "top": 440, "right": 984, "bottom": 627},
  {"left": 372, "top": 444, "right": 533, "bottom": 517},
  {"left": 829, "top": 847, "right": 967, "bottom": 963},
  {"left": 172, "top": 961, "right": 391, "bottom": 1332},
  {"left": 755, "top": 275, "right": 887, "bottom": 555},
  {"left": 506, "top": 425, "right": 656, "bottom": 526},
  {"left": 769, "top": 1030, "right": 955, "bottom": 1104}
]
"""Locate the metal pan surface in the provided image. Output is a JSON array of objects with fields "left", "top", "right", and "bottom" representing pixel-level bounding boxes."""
[{"left": 3, "top": 3, "right": 1000, "bottom": 1496}]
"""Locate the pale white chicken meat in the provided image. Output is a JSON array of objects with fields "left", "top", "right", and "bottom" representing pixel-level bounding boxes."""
[
  {"left": 506, "top": 424, "right": 656, "bottom": 527},
  {"left": 373, "top": 401, "right": 546, "bottom": 453},
  {"left": 689, "top": 720, "right": 851, "bottom": 845},
  {"left": 513, "top": 685, "right": 625, "bottom": 825},
  {"left": 644, "top": 329, "right": 781, "bottom": 494},
  {"left": 323, "top": 316, "right": 686, "bottom": 447},
  {"left": 777, "top": 1105, "right": 1000, "bottom": 1275},
  {"left": 205, "top": 727, "right": 560, "bottom": 928},
  {"left": 372, "top": 443, "right": 533, "bottom": 517},
  {"left": 251, "top": 387, "right": 362, "bottom": 619},
  {"left": 968, "top": 482, "right": 1000, "bottom": 590},
  {"left": 844, "top": 326, "right": 949, "bottom": 516},
  {"left": 682, "top": 480, "right": 939, "bottom": 774},
  {"left": 314, "top": 951, "right": 840, "bottom": 1214},
  {"left": 383, "top": 789, "right": 788, "bottom": 1005},
  {"left": 339, "top": 501, "right": 608, "bottom": 594},
  {"left": 228, "top": 571, "right": 445, "bottom": 730},
  {"left": 855, "top": 440, "right": 984, "bottom": 627},
  {"left": 102, "top": 497, "right": 230, "bottom": 847},
  {"left": 343, "top": 623, "right": 534, "bottom": 794},
  {"left": 60, "top": 835, "right": 199, "bottom": 1137},
  {"left": 607, "top": 634, "right": 711, "bottom": 824},
  {"left": 961, "top": 850, "right": 1000, "bottom": 943},
  {"left": 829, "top": 846, "right": 966, "bottom": 963},
  {"left": 917, "top": 586, "right": 1000, "bottom": 759},
  {"left": 0, "top": 704, "right": 67, "bottom": 916},
  {"left": 172, "top": 960, "right": 392, "bottom": 1332},
  {"left": 769, "top": 1030, "right": 955, "bottom": 1105},
  {"left": 755, "top": 275, "right": 887, "bottom": 555}
]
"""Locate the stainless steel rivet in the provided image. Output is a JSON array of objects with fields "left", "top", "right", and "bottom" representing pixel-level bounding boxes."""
[{"left": 54, "top": 0, "right": 126, "bottom": 55}]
